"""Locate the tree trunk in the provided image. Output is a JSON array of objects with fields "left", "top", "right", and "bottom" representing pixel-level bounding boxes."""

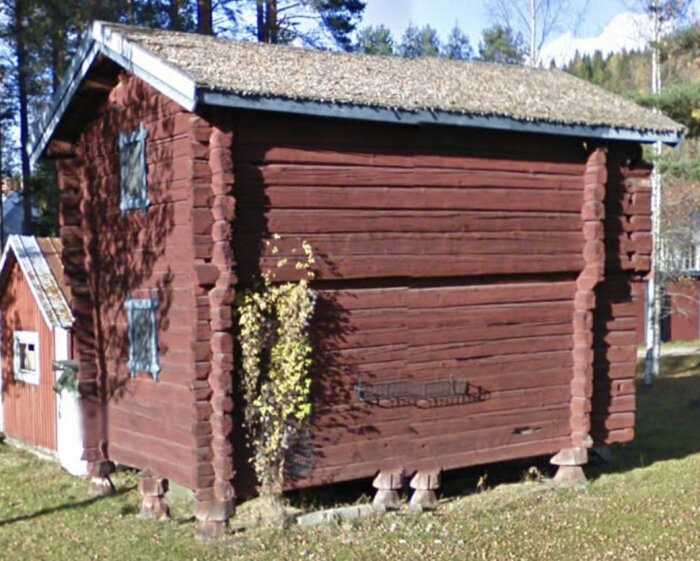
[
  {"left": 15, "top": 0, "right": 32, "bottom": 235},
  {"left": 0, "top": 127, "right": 4, "bottom": 248},
  {"left": 645, "top": 0, "right": 663, "bottom": 386},
  {"left": 197, "top": 0, "right": 213, "bottom": 35},
  {"left": 529, "top": 0, "right": 536, "bottom": 66},
  {"left": 269, "top": 0, "right": 277, "bottom": 43},
  {"left": 49, "top": 8, "right": 67, "bottom": 95},
  {"left": 169, "top": 0, "right": 181, "bottom": 30},
  {"left": 256, "top": 0, "right": 265, "bottom": 41}
]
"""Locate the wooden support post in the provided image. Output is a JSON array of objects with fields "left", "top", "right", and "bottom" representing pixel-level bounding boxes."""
[
  {"left": 88, "top": 460, "right": 115, "bottom": 495},
  {"left": 551, "top": 446, "right": 588, "bottom": 486},
  {"left": 138, "top": 471, "right": 170, "bottom": 520},
  {"left": 195, "top": 495, "right": 235, "bottom": 539},
  {"left": 408, "top": 470, "right": 440, "bottom": 511},
  {"left": 372, "top": 469, "right": 404, "bottom": 509}
]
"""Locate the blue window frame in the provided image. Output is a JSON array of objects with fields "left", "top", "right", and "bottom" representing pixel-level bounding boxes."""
[
  {"left": 118, "top": 122, "right": 149, "bottom": 213},
  {"left": 124, "top": 294, "right": 160, "bottom": 380}
]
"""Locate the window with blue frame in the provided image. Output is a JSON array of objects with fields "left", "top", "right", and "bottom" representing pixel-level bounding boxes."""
[
  {"left": 118, "top": 122, "right": 149, "bottom": 213},
  {"left": 124, "top": 295, "right": 161, "bottom": 380}
]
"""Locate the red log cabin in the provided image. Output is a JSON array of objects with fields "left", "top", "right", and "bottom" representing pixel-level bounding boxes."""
[{"left": 27, "top": 22, "right": 683, "bottom": 534}]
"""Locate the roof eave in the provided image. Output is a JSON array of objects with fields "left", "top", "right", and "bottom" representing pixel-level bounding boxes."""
[
  {"left": 28, "top": 21, "right": 197, "bottom": 167},
  {"left": 199, "top": 90, "right": 684, "bottom": 147},
  {"left": 28, "top": 21, "right": 683, "bottom": 167},
  {"left": 28, "top": 37, "right": 100, "bottom": 167},
  {"left": 0, "top": 235, "right": 73, "bottom": 330}
]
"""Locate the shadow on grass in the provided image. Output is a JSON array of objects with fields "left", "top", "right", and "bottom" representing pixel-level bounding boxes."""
[
  {"left": 0, "top": 484, "right": 136, "bottom": 528},
  {"left": 604, "top": 355, "right": 700, "bottom": 471},
  {"left": 284, "top": 356, "right": 700, "bottom": 511}
]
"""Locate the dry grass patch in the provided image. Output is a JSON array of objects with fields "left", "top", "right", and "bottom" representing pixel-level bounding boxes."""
[{"left": 0, "top": 358, "right": 698, "bottom": 560}]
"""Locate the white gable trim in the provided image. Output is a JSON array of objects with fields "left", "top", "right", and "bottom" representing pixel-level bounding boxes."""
[
  {"left": 0, "top": 235, "right": 74, "bottom": 330},
  {"left": 92, "top": 21, "right": 197, "bottom": 111},
  {"left": 28, "top": 22, "right": 197, "bottom": 168}
]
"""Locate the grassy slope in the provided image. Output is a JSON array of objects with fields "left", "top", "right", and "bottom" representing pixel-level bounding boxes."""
[{"left": 0, "top": 358, "right": 699, "bottom": 561}]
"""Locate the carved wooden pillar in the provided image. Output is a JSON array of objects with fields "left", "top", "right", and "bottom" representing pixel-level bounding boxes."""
[
  {"left": 372, "top": 469, "right": 404, "bottom": 509},
  {"left": 138, "top": 471, "right": 170, "bottom": 520}
]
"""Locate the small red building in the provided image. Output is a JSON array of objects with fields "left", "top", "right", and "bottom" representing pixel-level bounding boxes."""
[
  {"left": 29, "top": 22, "right": 682, "bottom": 534},
  {"left": 0, "top": 235, "right": 86, "bottom": 475}
]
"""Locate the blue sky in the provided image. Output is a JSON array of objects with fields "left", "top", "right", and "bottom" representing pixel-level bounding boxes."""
[{"left": 361, "top": 0, "right": 698, "bottom": 48}]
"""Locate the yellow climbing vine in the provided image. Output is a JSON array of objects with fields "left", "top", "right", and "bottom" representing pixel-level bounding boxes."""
[{"left": 237, "top": 235, "right": 317, "bottom": 495}]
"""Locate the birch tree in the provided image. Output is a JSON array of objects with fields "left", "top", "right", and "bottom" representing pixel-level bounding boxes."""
[
  {"left": 486, "top": 0, "right": 588, "bottom": 66},
  {"left": 641, "top": 0, "right": 692, "bottom": 385}
]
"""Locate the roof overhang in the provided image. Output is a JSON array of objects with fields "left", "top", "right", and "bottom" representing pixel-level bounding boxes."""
[
  {"left": 0, "top": 235, "right": 73, "bottom": 330},
  {"left": 199, "top": 90, "right": 684, "bottom": 146},
  {"left": 29, "top": 21, "right": 197, "bottom": 167},
  {"left": 28, "top": 21, "right": 684, "bottom": 167}
]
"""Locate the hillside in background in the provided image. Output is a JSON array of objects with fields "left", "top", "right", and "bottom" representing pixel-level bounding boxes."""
[
  {"left": 564, "top": 24, "right": 700, "bottom": 280},
  {"left": 565, "top": 24, "right": 700, "bottom": 94}
]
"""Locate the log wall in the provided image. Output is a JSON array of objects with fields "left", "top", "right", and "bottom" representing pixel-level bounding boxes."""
[
  {"left": 53, "top": 69, "right": 652, "bottom": 497},
  {"left": 59, "top": 75, "right": 207, "bottom": 489},
  {"left": 229, "top": 112, "right": 650, "bottom": 492}
]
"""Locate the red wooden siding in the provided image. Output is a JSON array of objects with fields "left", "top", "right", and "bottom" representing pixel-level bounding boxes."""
[
  {"left": 230, "top": 112, "right": 594, "bottom": 491},
  {"left": 1, "top": 257, "right": 57, "bottom": 450},
  {"left": 233, "top": 115, "right": 587, "bottom": 282},
  {"left": 68, "top": 75, "right": 203, "bottom": 489},
  {"left": 53, "top": 69, "right": 653, "bottom": 498},
  {"left": 634, "top": 280, "right": 700, "bottom": 345},
  {"left": 590, "top": 153, "right": 652, "bottom": 445},
  {"left": 296, "top": 281, "right": 576, "bottom": 486}
]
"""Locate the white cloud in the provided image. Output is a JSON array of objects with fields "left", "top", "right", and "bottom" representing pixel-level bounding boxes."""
[{"left": 540, "top": 11, "right": 675, "bottom": 67}]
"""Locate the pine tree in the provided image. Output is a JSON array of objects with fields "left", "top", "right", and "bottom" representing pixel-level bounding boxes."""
[
  {"left": 249, "top": 0, "right": 366, "bottom": 51},
  {"left": 478, "top": 24, "right": 525, "bottom": 64},
  {"left": 355, "top": 25, "right": 394, "bottom": 56},
  {"left": 398, "top": 23, "right": 440, "bottom": 58},
  {"left": 442, "top": 24, "right": 472, "bottom": 60}
]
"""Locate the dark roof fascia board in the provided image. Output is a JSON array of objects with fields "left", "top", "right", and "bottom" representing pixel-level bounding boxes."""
[{"left": 199, "top": 90, "right": 684, "bottom": 147}]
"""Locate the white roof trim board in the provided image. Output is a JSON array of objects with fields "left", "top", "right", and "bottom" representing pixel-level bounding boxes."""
[
  {"left": 0, "top": 235, "right": 74, "bottom": 329},
  {"left": 28, "top": 21, "right": 685, "bottom": 167}
]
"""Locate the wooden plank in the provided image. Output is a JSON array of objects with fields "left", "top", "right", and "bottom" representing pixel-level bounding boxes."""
[
  {"left": 255, "top": 254, "right": 586, "bottom": 281},
  {"left": 326, "top": 321, "right": 573, "bottom": 350},
  {"left": 237, "top": 163, "right": 584, "bottom": 190},
  {"left": 236, "top": 186, "right": 583, "bottom": 213},
  {"left": 237, "top": 145, "right": 587, "bottom": 175},
  {"left": 315, "top": 384, "right": 571, "bottom": 424},
  {"left": 240, "top": 209, "right": 584, "bottom": 234},
  {"left": 317, "top": 281, "right": 576, "bottom": 311},
  {"left": 293, "top": 436, "right": 570, "bottom": 489},
  {"left": 238, "top": 232, "right": 584, "bottom": 258},
  {"left": 315, "top": 404, "right": 571, "bottom": 447},
  {"left": 311, "top": 418, "right": 570, "bottom": 473}
]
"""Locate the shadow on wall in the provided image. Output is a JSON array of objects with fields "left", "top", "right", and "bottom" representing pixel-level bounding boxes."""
[
  {"left": 590, "top": 147, "right": 643, "bottom": 445},
  {"left": 229, "top": 131, "right": 359, "bottom": 496},
  {"left": 80, "top": 79, "right": 176, "bottom": 407},
  {"left": 1, "top": 266, "right": 20, "bottom": 416}
]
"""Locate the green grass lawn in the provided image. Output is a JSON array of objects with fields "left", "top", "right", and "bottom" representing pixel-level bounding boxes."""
[{"left": 1, "top": 357, "right": 699, "bottom": 561}]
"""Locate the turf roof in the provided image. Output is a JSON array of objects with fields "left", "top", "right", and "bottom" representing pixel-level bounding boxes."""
[{"left": 108, "top": 22, "right": 681, "bottom": 135}]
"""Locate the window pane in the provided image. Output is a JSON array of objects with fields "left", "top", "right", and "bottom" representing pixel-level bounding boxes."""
[
  {"left": 19, "top": 342, "right": 36, "bottom": 372},
  {"left": 124, "top": 141, "right": 145, "bottom": 205},
  {"left": 132, "top": 308, "right": 154, "bottom": 367}
]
